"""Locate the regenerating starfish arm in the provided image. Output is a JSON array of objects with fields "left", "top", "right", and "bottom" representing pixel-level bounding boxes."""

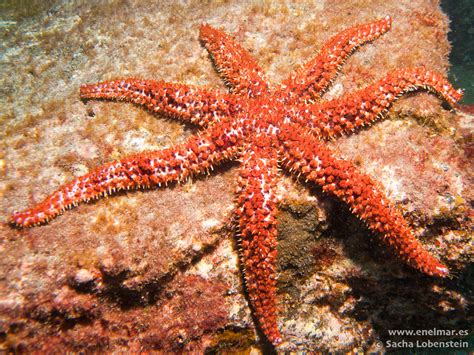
[
  {"left": 290, "top": 67, "right": 463, "bottom": 138},
  {"left": 279, "top": 124, "right": 449, "bottom": 277},
  {"left": 279, "top": 16, "right": 392, "bottom": 104},
  {"left": 80, "top": 79, "right": 240, "bottom": 127},
  {"left": 199, "top": 23, "right": 270, "bottom": 98},
  {"left": 10, "top": 120, "right": 243, "bottom": 228},
  {"left": 236, "top": 144, "right": 281, "bottom": 345}
]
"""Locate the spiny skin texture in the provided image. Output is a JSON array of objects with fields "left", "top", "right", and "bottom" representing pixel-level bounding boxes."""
[
  {"left": 10, "top": 16, "right": 463, "bottom": 345},
  {"left": 280, "top": 15, "right": 393, "bottom": 104}
]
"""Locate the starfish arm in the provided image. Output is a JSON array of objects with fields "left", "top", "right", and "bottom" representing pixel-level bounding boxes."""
[
  {"left": 10, "top": 120, "right": 243, "bottom": 228},
  {"left": 199, "top": 23, "right": 270, "bottom": 98},
  {"left": 278, "top": 16, "right": 392, "bottom": 104},
  {"left": 291, "top": 67, "right": 463, "bottom": 138},
  {"left": 80, "top": 79, "right": 240, "bottom": 127},
  {"left": 279, "top": 125, "right": 449, "bottom": 277},
  {"left": 235, "top": 144, "right": 281, "bottom": 345}
]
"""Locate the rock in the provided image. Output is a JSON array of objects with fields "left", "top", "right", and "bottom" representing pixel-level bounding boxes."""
[{"left": 1, "top": 0, "right": 471, "bottom": 352}]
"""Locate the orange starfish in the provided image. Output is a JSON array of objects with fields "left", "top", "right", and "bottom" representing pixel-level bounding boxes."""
[{"left": 10, "top": 16, "right": 462, "bottom": 345}]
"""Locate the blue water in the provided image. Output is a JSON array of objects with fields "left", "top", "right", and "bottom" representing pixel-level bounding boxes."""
[{"left": 441, "top": 0, "right": 474, "bottom": 104}]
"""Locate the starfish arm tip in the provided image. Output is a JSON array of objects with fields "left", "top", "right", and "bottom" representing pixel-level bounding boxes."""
[
  {"left": 436, "top": 266, "right": 450, "bottom": 277},
  {"left": 199, "top": 22, "right": 212, "bottom": 37},
  {"left": 10, "top": 210, "right": 39, "bottom": 228}
]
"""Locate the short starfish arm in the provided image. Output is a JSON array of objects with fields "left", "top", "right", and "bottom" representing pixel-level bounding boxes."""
[
  {"left": 199, "top": 23, "right": 270, "bottom": 98},
  {"left": 279, "top": 16, "right": 392, "bottom": 104},
  {"left": 10, "top": 120, "right": 243, "bottom": 228},
  {"left": 235, "top": 145, "right": 281, "bottom": 345},
  {"left": 80, "top": 79, "right": 240, "bottom": 127},
  {"left": 291, "top": 67, "right": 463, "bottom": 138},
  {"left": 279, "top": 125, "right": 449, "bottom": 277}
]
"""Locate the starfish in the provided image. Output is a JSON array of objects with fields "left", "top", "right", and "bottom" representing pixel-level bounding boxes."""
[{"left": 10, "top": 16, "right": 462, "bottom": 345}]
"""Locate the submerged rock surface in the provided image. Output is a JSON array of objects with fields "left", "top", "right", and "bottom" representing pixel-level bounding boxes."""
[{"left": 1, "top": 0, "right": 472, "bottom": 352}]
